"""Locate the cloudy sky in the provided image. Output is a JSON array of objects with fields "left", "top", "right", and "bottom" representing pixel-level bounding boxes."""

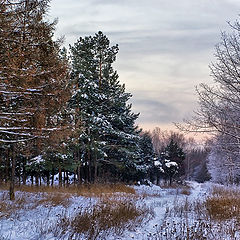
[{"left": 50, "top": 0, "right": 240, "bottom": 131}]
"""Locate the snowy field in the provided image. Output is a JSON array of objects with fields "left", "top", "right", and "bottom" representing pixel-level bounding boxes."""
[{"left": 0, "top": 182, "right": 239, "bottom": 240}]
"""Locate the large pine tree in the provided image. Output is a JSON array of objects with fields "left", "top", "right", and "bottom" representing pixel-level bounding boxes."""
[{"left": 69, "top": 31, "right": 140, "bottom": 182}]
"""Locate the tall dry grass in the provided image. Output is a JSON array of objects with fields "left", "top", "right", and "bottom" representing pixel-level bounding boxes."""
[
  {"left": 0, "top": 191, "right": 30, "bottom": 218},
  {"left": 156, "top": 184, "right": 240, "bottom": 240},
  {"left": 0, "top": 183, "right": 135, "bottom": 196},
  {"left": 0, "top": 184, "right": 153, "bottom": 240},
  {"left": 58, "top": 195, "right": 154, "bottom": 240},
  {"left": 205, "top": 185, "right": 240, "bottom": 221},
  {"left": 0, "top": 183, "right": 136, "bottom": 221},
  {"left": 0, "top": 191, "right": 71, "bottom": 219}
]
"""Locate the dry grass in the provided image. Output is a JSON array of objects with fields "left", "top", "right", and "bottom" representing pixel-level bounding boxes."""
[
  {"left": 157, "top": 218, "right": 214, "bottom": 240},
  {"left": 29, "top": 194, "right": 154, "bottom": 240},
  {"left": 0, "top": 202, "right": 9, "bottom": 218},
  {"left": 141, "top": 192, "right": 162, "bottom": 198},
  {"left": 0, "top": 184, "right": 9, "bottom": 191},
  {"left": 0, "top": 183, "right": 154, "bottom": 239},
  {"left": 37, "top": 193, "right": 71, "bottom": 208},
  {"left": 210, "top": 185, "right": 240, "bottom": 196},
  {"left": 0, "top": 192, "right": 29, "bottom": 218},
  {"left": 63, "top": 195, "right": 154, "bottom": 240},
  {"left": 205, "top": 185, "right": 240, "bottom": 221},
  {"left": 159, "top": 182, "right": 180, "bottom": 189},
  {"left": 0, "top": 192, "right": 71, "bottom": 219},
  {"left": 0, "top": 183, "right": 135, "bottom": 197},
  {"left": 156, "top": 184, "right": 240, "bottom": 240},
  {"left": 180, "top": 187, "right": 191, "bottom": 196},
  {"left": 0, "top": 183, "right": 136, "bottom": 220},
  {"left": 159, "top": 182, "right": 192, "bottom": 195},
  {"left": 140, "top": 190, "right": 162, "bottom": 198}
]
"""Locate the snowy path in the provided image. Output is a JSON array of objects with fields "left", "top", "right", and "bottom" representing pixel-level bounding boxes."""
[{"left": 115, "top": 182, "right": 207, "bottom": 240}]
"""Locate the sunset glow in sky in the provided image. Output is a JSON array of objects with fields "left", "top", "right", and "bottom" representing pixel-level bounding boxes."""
[{"left": 50, "top": 0, "right": 240, "bottom": 131}]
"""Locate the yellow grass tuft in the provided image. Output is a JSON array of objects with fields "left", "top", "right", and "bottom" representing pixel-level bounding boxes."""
[
  {"left": 67, "top": 195, "right": 154, "bottom": 239},
  {"left": 205, "top": 185, "right": 240, "bottom": 221}
]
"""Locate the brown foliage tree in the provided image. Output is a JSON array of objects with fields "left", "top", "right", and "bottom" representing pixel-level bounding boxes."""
[{"left": 0, "top": 0, "right": 69, "bottom": 199}]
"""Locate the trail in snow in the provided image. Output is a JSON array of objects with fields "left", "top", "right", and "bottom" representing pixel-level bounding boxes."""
[{"left": 114, "top": 181, "right": 208, "bottom": 240}]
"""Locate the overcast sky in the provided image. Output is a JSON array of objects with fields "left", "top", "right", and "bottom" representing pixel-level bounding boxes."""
[{"left": 50, "top": 0, "right": 240, "bottom": 131}]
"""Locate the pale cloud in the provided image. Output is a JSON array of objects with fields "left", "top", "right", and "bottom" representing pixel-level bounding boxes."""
[{"left": 49, "top": 0, "right": 240, "bottom": 131}]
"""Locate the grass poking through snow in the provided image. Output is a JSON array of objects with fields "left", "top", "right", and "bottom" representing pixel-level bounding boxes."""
[
  {"left": 0, "top": 183, "right": 154, "bottom": 240},
  {"left": 65, "top": 196, "right": 154, "bottom": 240},
  {"left": 156, "top": 184, "right": 240, "bottom": 240}
]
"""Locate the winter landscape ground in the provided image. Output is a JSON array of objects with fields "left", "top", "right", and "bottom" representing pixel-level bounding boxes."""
[{"left": 0, "top": 181, "right": 240, "bottom": 240}]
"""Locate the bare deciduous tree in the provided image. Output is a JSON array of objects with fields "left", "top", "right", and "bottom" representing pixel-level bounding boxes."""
[
  {"left": 177, "top": 21, "right": 240, "bottom": 141},
  {"left": 177, "top": 20, "right": 240, "bottom": 183}
]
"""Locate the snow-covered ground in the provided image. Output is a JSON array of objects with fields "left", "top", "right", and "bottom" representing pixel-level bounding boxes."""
[
  {"left": 117, "top": 181, "right": 206, "bottom": 240},
  {"left": 0, "top": 192, "right": 95, "bottom": 240},
  {"left": 0, "top": 182, "right": 236, "bottom": 240}
]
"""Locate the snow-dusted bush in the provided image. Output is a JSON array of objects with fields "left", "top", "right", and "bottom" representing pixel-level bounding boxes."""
[{"left": 207, "top": 135, "right": 240, "bottom": 184}]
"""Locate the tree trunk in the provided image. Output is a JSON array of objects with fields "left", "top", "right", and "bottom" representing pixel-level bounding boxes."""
[
  {"left": 156, "top": 175, "right": 160, "bottom": 185},
  {"left": 5, "top": 148, "right": 10, "bottom": 183},
  {"left": 94, "top": 158, "right": 98, "bottom": 183},
  {"left": 169, "top": 176, "right": 172, "bottom": 186},
  {"left": 73, "top": 170, "right": 76, "bottom": 185},
  {"left": 31, "top": 175, "right": 33, "bottom": 185},
  {"left": 59, "top": 167, "right": 62, "bottom": 187},
  {"left": 35, "top": 174, "right": 39, "bottom": 186},
  {"left": 63, "top": 170, "right": 66, "bottom": 186},
  {"left": 9, "top": 145, "right": 15, "bottom": 200},
  {"left": 66, "top": 171, "right": 69, "bottom": 186},
  {"left": 77, "top": 165, "right": 81, "bottom": 186},
  {"left": 87, "top": 128, "right": 92, "bottom": 183},
  {"left": 46, "top": 172, "right": 50, "bottom": 186},
  {"left": 22, "top": 158, "right": 26, "bottom": 185},
  {"left": 88, "top": 150, "right": 91, "bottom": 183},
  {"left": 0, "top": 154, "right": 3, "bottom": 184},
  {"left": 18, "top": 175, "right": 21, "bottom": 186},
  {"left": 51, "top": 167, "right": 54, "bottom": 186}
]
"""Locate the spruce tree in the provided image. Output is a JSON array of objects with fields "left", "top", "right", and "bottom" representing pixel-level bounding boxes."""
[
  {"left": 137, "top": 131, "right": 155, "bottom": 182},
  {"left": 161, "top": 139, "right": 185, "bottom": 185}
]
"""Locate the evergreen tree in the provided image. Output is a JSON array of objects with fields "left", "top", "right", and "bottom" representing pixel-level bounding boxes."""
[
  {"left": 161, "top": 139, "right": 185, "bottom": 185},
  {"left": 137, "top": 131, "right": 155, "bottom": 181},
  {"left": 69, "top": 31, "right": 140, "bottom": 182}
]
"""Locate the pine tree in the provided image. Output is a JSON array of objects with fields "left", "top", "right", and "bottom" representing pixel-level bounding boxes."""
[{"left": 69, "top": 31, "right": 140, "bottom": 182}]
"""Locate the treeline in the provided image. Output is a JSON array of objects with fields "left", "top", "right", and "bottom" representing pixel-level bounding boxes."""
[
  {"left": 151, "top": 128, "right": 210, "bottom": 184},
  {"left": 0, "top": 0, "right": 209, "bottom": 200}
]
